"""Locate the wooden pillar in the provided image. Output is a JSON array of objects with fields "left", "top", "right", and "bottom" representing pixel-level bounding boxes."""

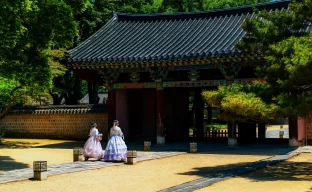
[
  {"left": 108, "top": 89, "right": 116, "bottom": 140},
  {"left": 227, "top": 121, "right": 237, "bottom": 146},
  {"left": 258, "top": 123, "right": 266, "bottom": 139},
  {"left": 142, "top": 89, "right": 156, "bottom": 139},
  {"left": 156, "top": 87, "right": 165, "bottom": 144},
  {"left": 116, "top": 89, "right": 128, "bottom": 138},
  {"left": 289, "top": 117, "right": 299, "bottom": 147},
  {"left": 88, "top": 83, "right": 99, "bottom": 104},
  {"left": 194, "top": 89, "right": 204, "bottom": 140}
]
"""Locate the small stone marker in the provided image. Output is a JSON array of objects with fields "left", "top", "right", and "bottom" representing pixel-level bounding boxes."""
[
  {"left": 144, "top": 141, "right": 151, "bottom": 151},
  {"left": 127, "top": 150, "right": 137, "bottom": 165},
  {"left": 279, "top": 131, "right": 284, "bottom": 138},
  {"left": 33, "top": 161, "right": 47, "bottom": 181},
  {"left": 73, "top": 147, "right": 84, "bottom": 162},
  {"left": 280, "top": 125, "right": 283, "bottom": 129},
  {"left": 190, "top": 142, "right": 197, "bottom": 153}
]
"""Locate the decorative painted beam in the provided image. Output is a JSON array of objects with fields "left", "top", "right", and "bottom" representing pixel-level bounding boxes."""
[
  {"left": 66, "top": 54, "right": 265, "bottom": 70},
  {"left": 112, "top": 78, "right": 264, "bottom": 89}
]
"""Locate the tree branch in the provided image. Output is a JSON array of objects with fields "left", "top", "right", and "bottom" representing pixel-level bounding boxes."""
[
  {"left": 9, "top": 85, "right": 22, "bottom": 96},
  {"left": 0, "top": 91, "right": 27, "bottom": 120}
]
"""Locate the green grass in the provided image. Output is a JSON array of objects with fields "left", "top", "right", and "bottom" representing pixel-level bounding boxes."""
[
  {"left": 205, "top": 123, "right": 227, "bottom": 129},
  {"left": 189, "top": 123, "right": 227, "bottom": 131}
]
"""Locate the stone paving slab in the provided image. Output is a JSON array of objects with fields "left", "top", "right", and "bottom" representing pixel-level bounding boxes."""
[
  {"left": 158, "top": 147, "right": 312, "bottom": 192},
  {"left": 295, "top": 146, "right": 312, "bottom": 153},
  {"left": 0, "top": 151, "right": 184, "bottom": 184}
]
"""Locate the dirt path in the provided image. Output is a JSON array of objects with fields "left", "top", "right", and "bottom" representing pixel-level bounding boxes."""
[
  {"left": 0, "top": 139, "right": 80, "bottom": 171},
  {"left": 1, "top": 139, "right": 311, "bottom": 192},
  {"left": 0, "top": 139, "right": 272, "bottom": 192}
]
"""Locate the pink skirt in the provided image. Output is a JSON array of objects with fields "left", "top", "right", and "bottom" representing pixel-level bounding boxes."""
[{"left": 83, "top": 136, "right": 104, "bottom": 159}]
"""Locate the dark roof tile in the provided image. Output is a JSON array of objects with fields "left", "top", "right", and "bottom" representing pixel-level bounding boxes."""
[
  {"left": 67, "top": 0, "right": 298, "bottom": 64},
  {"left": 9, "top": 105, "right": 108, "bottom": 114}
]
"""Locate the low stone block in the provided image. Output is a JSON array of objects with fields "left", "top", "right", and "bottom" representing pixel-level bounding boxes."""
[
  {"left": 190, "top": 142, "right": 197, "bottom": 153},
  {"left": 127, "top": 157, "right": 137, "bottom": 165},
  {"left": 73, "top": 154, "right": 84, "bottom": 162},
  {"left": 34, "top": 171, "right": 47, "bottom": 181},
  {"left": 144, "top": 141, "right": 151, "bottom": 151}
]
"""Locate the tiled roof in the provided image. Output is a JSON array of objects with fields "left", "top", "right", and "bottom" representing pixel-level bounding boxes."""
[
  {"left": 9, "top": 105, "right": 107, "bottom": 114},
  {"left": 67, "top": 0, "right": 293, "bottom": 64}
]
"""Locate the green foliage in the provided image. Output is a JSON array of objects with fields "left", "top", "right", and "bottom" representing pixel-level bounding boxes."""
[
  {"left": 205, "top": 123, "right": 227, "bottom": 130},
  {"left": 237, "top": 0, "right": 312, "bottom": 117},
  {"left": 202, "top": 84, "right": 279, "bottom": 122},
  {"left": 0, "top": 78, "right": 25, "bottom": 106},
  {"left": 158, "top": 0, "right": 271, "bottom": 13},
  {"left": 0, "top": 0, "right": 77, "bottom": 116},
  {"left": 204, "top": 0, "right": 269, "bottom": 10}
]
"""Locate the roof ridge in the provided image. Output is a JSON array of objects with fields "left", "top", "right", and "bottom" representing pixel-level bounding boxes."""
[{"left": 114, "top": 0, "right": 293, "bottom": 22}]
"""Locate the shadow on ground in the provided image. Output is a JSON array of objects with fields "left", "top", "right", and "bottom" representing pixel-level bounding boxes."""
[
  {"left": 246, "top": 160, "right": 312, "bottom": 182},
  {"left": 126, "top": 142, "right": 293, "bottom": 156},
  {"left": 0, "top": 140, "right": 85, "bottom": 149},
  {"left": 178, "top": 161, "right": 253, "bottom": 176},
  {"left": 0, "top": 156, "right": 29, "bottom": 171},
  {"left": 0, "top": 141, "right": 40, "bottom": 149},
  {"left": 32, "top": 141, "right": 86, "bottom": 149},
  {"left": 177, "top": 157, "right": 312, "bottom": 182}
]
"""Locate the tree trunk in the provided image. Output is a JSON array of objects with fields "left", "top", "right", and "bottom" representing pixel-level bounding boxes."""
[
  {"left": 288, "top": 116, "right": 299, "bottom": 147},
  {"left": 207, "top": 104, "right": 212, "bottom": 124},
  {"left": 88, "top": 83, "right": 99, "bottom": 104},
  {"left": 227, "top": 121, "right": 237, "bottom": 146},
  {"left": 64, "top": 75, "right": 82, "bottom": 105}
]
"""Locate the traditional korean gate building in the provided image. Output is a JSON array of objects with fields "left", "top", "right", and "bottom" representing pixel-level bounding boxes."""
[{"left": 65, "top": 0, "right": 305, "bottom": 145}]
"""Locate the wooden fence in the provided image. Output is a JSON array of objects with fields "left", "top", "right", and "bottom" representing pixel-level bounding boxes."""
[
  {"left": 205, "top": 129, "right": 228, "bottom": 137},
  {"left": 190, "top": 129, "right": 238, "bottom": 139}
]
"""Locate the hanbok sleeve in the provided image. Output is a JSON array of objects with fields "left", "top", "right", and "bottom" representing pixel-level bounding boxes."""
[{"left": 118, "top": 127, "right": 124, "bottom": 140}]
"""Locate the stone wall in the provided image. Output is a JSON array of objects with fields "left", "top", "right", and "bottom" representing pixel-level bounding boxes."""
[{"left": 0, "top": 105, "right": 108, "bottom": 140}]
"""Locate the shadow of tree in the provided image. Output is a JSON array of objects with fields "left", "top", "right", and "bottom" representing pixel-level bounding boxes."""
[
  {"left": 247, "top": 160, "right": 312, "bottom": 182},
  {"left": 178, "top": 158, "right": 312, "bottom": 182},
  {"left": 0, "top": 140, "right": 86, "bottom": 149},
  {"left": 178, "top": 162, "right": 251, "bottom": 176},
  {"left": 126, "top": 142, "right": 293, "bottom": 156},
  {"left": 0, "top": 141, "right": 40, "bottom": 149},
  {"left": 0, "top": 156, "right": 29, "bottom": 171},
  {"left": 32, "top": 141, "right": 86, "bottom": 149}
]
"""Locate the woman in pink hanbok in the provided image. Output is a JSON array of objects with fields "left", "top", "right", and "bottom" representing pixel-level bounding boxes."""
[
  {"left": 104, "top": 120, "right": 127, "bottom": 162},
  {"left": 83, "top": 122, "right": 104, "bottom": 161}
]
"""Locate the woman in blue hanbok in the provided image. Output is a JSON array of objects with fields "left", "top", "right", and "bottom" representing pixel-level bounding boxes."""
[{"left": 104, "top": 120, "right": 127, "bottom": 162}]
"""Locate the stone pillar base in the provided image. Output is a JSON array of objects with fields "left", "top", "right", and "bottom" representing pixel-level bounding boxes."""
[
  {"left": 228, "top": 138, "right": 237, "bottom": 147},
  {"left": 73, "top": 154, "right": 84, "bottom": 162},
  {"left": 127, "top": 157, "right": 136, "bottom": 165},
  {"left": 289, "top": 138, "right": 299, "bottom": 147},
  {"left": 190, "top": 149, "right": 197, "bottom": 153},
  {"left": 157, "top": 136, "right": 165, "bottom": 144},
  {"left": 34, "top": 171, "right": 47, "bottom": 181}
]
